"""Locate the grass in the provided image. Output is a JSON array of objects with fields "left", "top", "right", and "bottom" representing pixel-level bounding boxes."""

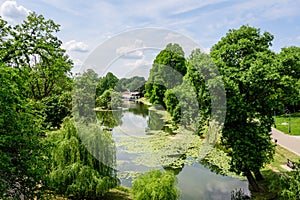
[
  {"left": 102, "top": 186, "right": 133, "bottom": 200},
  {"left": 250, "top": 144, "right": 300, "bottom": 199},
  {"left": 274, "top": 112, "right": 300, "bottom": 135}
]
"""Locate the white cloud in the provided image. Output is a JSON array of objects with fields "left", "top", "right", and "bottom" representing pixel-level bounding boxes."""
[
  {"left": 0, "top": 1, "right": 31, "bottom": 24},
  {"left": 116, "top": 39, "right": 145, "bottom": 59},
  {"left": 164, "top": 32, "right": 182, "bottom": 41},
  {"left": 123, "top": 57, "right": 152, "bottom": 78},
  {"left": 63, "top": 40, "right": 89, "bottom": 52}
]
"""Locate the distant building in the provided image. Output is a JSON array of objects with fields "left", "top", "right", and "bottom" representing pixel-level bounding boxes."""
[{"left": 122, "top": 91, "right": 142, "bottom": 101}]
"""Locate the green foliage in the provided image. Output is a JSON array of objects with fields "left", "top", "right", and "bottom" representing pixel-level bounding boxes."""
[
  {"left": 277, "top": 46, "right": 300, "bottom": 111},
  {"left": 269, "top": 161, "right": 300, "bottom": 199},
  {"left": 1, "top": 13, "right": 73, "bottom": 129},
  {"left": 164, "top": 80, "right": 199, "bottom": 129},
  {"left": 210, "top": 25, "right": 278, "bottom": 191},
  {"left": 96, "top": 88, "right": 122, "bottom": 109},
  {"left": 96, "top": 110, "right": 123, "bottom": 129},
  {"left": 73, "top": 69, "right": 99, "bottom": 122},
  {"left": 48, "top": 117, "right": 119, "bottom": 198},
  {"left": 3, "top": 13, "right": 73, "bottom": 100},
  {"left": 145, "top": 43, "right": 187, "bottom": 107},
  {"left": 96, "top": 72, "right": 119, "bottom": 97},
  {"left": 115, "top": 76, "right": 145, "bottom": 92},
  {"left": 0, "top": 66, "right": 46, "bottom": 199},
  {"left": 41, "top": 91, "right": 72, "bottom": 128},
  {"left": 132, "top": 170, "right": 179, "bottom": 200}
]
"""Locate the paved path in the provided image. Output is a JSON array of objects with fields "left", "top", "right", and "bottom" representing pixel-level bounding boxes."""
[{"left": 271, "top": 127, "right": 300, "bottom": 156}]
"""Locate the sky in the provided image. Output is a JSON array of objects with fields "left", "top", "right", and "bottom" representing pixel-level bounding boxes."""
[{"left": 1, "top": 0, "right": 300, "bottom": 77}]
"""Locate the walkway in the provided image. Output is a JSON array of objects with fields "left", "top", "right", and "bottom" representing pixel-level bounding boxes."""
[{"left": 271, "top": 127, "right": 300, "bottom": 156}]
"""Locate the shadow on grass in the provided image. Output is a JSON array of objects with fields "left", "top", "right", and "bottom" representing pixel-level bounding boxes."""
[
  {"left": 249, "top": 169, "right": 280, "bottom": 200},
  {"left": 102, "top": 187, "right": 133, "bottom": 200}
]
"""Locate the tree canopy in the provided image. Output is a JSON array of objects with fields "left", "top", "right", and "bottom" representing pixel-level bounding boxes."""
[
  {"left": 210, "top": 25, "right": 278, "bottom": 191},
  {"left": 145, "top": 43, "right": 187, "bottom": 106}
]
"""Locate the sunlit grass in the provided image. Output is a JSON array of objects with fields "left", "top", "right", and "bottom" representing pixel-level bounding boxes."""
[{"left": 274, "top": 112, "right": 300, "bottom": 136}]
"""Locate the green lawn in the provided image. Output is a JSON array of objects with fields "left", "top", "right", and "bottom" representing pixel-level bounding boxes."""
[{"left": 274, "top": 112, "right": 300, "bottom": 136}]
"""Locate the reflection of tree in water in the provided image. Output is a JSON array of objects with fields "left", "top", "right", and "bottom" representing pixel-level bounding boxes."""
[
  {"left": 163, "top": 153, "right": 186, "bottom": 175},
  {"left": 96, "top": 110, "right": 123, "bottom": 129},
  {"left": 127, "top": 102, "right": 148, "bottom": 117},
  {"left": 199, "top": 157, "right": 224, "bottom": 176},
  {"left": 147, "top": 108, "right": 165, "bottom": 130}
]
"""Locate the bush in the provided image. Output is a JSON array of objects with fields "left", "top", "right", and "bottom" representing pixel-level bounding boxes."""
[
  {"left": 132, "top": 170, "right": 179, "bottom": 200},
  {"left": 271, "top": 162, "right": 300, "bottom": 199}
]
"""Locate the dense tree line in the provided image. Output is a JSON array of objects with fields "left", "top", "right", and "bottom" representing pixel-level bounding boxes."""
[{"left": 115, "top": 76, "right": 146, "bottom": 93}]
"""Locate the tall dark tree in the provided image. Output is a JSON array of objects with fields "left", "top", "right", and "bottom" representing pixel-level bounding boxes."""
[{"left": 210, "top": 25, "right": 278, "bottom": 191}]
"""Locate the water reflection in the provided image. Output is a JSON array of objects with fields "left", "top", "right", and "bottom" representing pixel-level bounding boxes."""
[
  {"left": 177, "top": 163, "right": 250, "bottom": 199},
  {"left": 96, "top": 101, "right": 249, "bottom": 199}
]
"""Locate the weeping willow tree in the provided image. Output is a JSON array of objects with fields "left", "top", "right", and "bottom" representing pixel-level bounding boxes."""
[{"left": 47, "top": 117, "right": 119, "bottom": 199}]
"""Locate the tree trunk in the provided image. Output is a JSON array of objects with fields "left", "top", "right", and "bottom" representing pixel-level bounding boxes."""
[
  {"left": 245, "top": 169, "right": 261, "bottom": 192},
  {"left": 253, "top": 168, "right": 264, "bottom": 181}
]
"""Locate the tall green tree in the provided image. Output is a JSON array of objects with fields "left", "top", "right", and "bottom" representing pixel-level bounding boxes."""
[
  {"left": 1, "top": 13, "right": 73, "bottom": 128},
  {"left": 3, "top": 13, "right": 73, "bottom": 99},
  {"left": 73, "top": 69, "right": 99, "bottom": 122},
  {"left": 145, "top": 43, "right": 187, "bottom": 106},
  {"left": 96, "top": 72, "right": 119, "bottom": 97},
  {"left": 277, "top": 46, "right": 300, "bottom": 112},
  {"left": 210, "top": 25, "right": 278, "bottom": 191},
  {"left": 0, "top": 66, "right": 46, "bottom": 199}
]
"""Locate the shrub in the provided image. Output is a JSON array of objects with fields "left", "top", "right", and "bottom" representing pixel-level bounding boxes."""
[{"left": 132, "top": 170, "right": 179, "bottom": 200}]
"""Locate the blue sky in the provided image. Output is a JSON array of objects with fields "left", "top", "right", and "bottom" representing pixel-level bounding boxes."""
[{"left": 1, "top": 0, "right": 300, "bottom": 77}]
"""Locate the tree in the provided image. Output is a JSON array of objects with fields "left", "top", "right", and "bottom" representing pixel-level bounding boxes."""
[
  {"left": 48, "top": 117, "right": 119, "bottom": 199},
  {"left": 210, "top": 25, "right": 278, "bottom": 191},
  {"left": 145, "top": 43, "right": 187, "bottom": 107},
  {"left": 3, "top": 13, "right": 73, "bottom": 100},
  {"left": 115, "top": 76, "right": 145, "bottom": 93},
  {"left": 73, "top": 69, "right": 99, "bottom": 122},
  {"left": 132, "top": 170, "right": 179, "bottom": 200},
  {"left": 164, "top": 80, "right": 199, "bottom": 130},
  {"left": 277, "top": 46, "right": 300, "bottom": 112},
  {"left": 0, "top": 13, "right": 73, "bottom": 128},
  {"left": 95, "top": 88, "right": 122, "bottom": 109},
  {"left": 96, "top": 72, "right": 119, "bottom": 97},
  {"left": 0, "top": 66, "right": 46, "bottom": 199}
]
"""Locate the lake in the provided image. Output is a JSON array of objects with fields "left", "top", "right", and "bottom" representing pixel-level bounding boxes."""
[{"left": 97, "top": 101, "right": 249, "bottom": 199}]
